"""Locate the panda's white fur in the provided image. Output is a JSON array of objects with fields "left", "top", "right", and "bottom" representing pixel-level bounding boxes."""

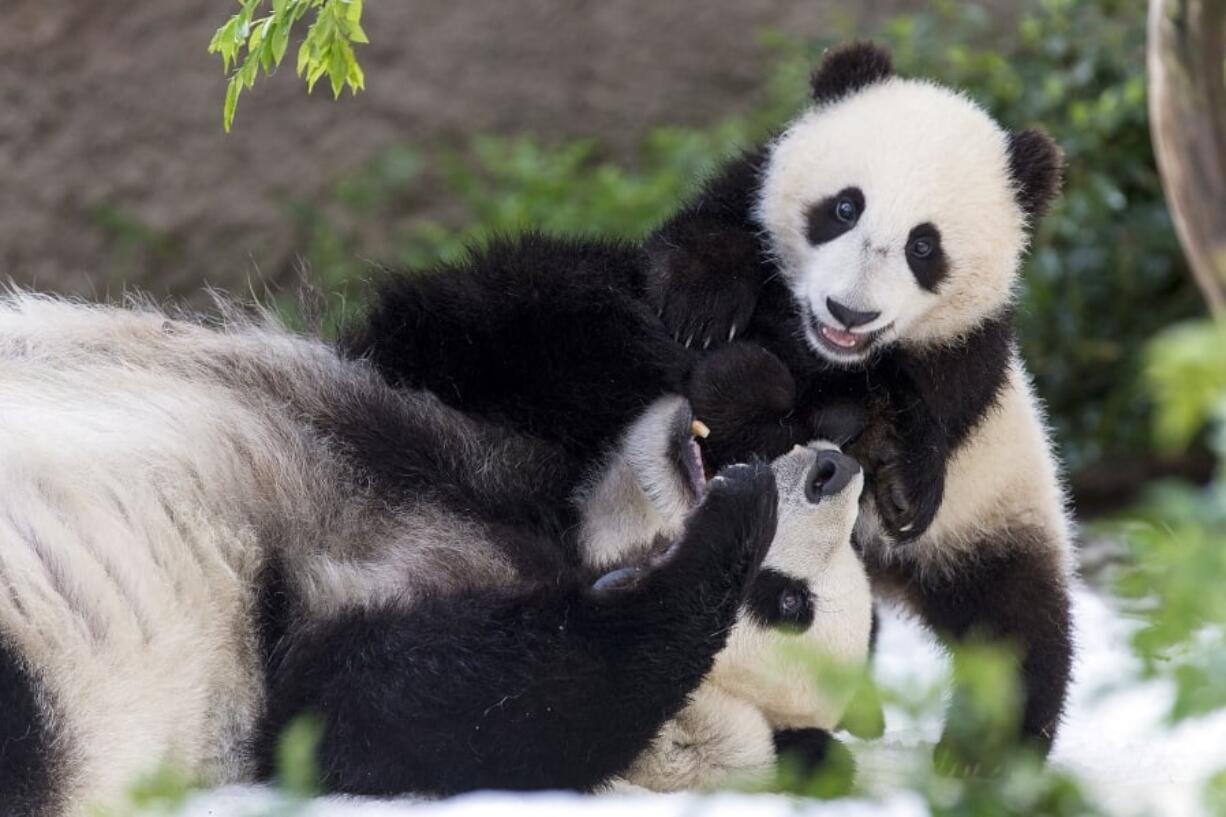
[{"left": 580, "top": 399, "right": 872, "bottom": 791}]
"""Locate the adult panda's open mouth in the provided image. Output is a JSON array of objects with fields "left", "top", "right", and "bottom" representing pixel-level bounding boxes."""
[{"left": 670, "top": 404, "right": 711, "bottom": 498}]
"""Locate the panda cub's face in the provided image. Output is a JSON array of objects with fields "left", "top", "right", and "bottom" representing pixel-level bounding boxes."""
[{"left": 755, "top": 46, "right": 1061, "bottom": 366}]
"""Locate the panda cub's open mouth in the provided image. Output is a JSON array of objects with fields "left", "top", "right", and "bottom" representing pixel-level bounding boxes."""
[{"left": 805, "top": 309, "right": 892, "bottom": 359}]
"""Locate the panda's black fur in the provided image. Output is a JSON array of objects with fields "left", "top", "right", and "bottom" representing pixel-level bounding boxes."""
[{"left": 348, "top": 43, "right": 1075, "bottom": 754}]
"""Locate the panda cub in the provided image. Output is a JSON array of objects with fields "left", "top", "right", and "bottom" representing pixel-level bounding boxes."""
[
  {"left": 348, "top": 42, "right": 1074, "bottom": 755},
  {"left": 0, "top": 294, "right": 783, "bottom": 815},
  {"left": 647, "top": 42, "right": 1076, "bottom": 752},
  {"left": 580, "top": 398, "right": 871, "bottom": 790}
]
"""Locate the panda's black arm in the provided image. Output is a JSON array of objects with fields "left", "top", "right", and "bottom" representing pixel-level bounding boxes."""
[
  {"left": 888, "top": 539, "right": 1073, "bottom": 759},
  {"left": 256, "top": 463, "right": 777, "bottom": 796},
  {"left": 342, "top": 233, "right": 694, "bottom": 462},
  {"left": 856, "top": 313, "right": 1016, "bottom": 540},
  {"left": 644, "top": 145, "right": 775, "bottom": 349}
]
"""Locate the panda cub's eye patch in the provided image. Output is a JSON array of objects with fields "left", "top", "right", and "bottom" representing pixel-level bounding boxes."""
[
  {"left": 806, "top": 187, "right": 864, "bottom": 246},
  {"left": 905, "top": 222, "right": 948, "bottom": 292}
]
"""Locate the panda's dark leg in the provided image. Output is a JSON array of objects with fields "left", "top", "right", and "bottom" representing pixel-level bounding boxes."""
[
  {"left": 0, "top": 639, "right": 61, "bottom": 817},
  {"left": 892, "top": 534, "right": 1073, "bottom": 757},
  {"left": 257, "top": 463, "right": 777, "bottom": 796},
  {"left": 342, "top": 236, "right": 693, "bottom": 459}
]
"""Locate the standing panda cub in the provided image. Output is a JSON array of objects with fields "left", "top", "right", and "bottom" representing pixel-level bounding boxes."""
[
  {"left": 646, "top": 42, "right": 1076, "bottom": 753},
  {"left": 578, "top": 396, "right": 873, "bottom": 791}
]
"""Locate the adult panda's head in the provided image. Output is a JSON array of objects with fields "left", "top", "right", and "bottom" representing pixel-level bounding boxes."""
[
  {"left": 576, "top": 396, "right": 864, "bottom": 585},
  {"left": 756, "top": 42, "right": 1063, "bottom": 365},
  {"left": 576, "top": 397, "right": 874, "bottom": 732}
]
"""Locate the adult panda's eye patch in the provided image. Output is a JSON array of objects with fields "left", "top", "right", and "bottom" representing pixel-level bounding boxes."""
[
  {"left": 745, "top": 567, "right": 815, "bottom": 631},
  {"left": 806, "top": 187, "right": 865, "bottom": 245}
]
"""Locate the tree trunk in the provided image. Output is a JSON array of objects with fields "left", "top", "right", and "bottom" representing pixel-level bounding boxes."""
[{"left": 1148, "top": 0, "right": 1226, "bottom": 313}]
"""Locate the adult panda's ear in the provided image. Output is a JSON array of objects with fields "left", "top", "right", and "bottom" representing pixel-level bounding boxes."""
[
  {"left": 810, "top": 42, "right": 894, "bottom": 105},
  {"left": 1007, "top": 128, "right": 1065, "bottom": 221}
]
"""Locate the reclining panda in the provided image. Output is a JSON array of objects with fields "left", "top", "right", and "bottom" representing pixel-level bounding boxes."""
[
  {"left": 350, "top": 42, "right": 1075, "bottom": 754},
  {"left": 0, "top": 294, "right": 870, "bottom": 815}
]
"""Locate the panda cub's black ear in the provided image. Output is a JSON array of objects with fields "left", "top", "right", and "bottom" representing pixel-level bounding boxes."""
[
  {"left": 810, "top": 42, "right": 894, "bottom": 105},
  {"left": 1007, "top": 128, "right": 1065, "bottom": 221}
]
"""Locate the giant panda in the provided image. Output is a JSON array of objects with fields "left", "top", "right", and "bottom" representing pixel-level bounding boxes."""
[
  {"left": 345, "top": 43, "right": 1073, "bottom": 756},
  {"left": 0, "top": 292, "right": 876, "bottom": 813},
  {"left": 0, "top": 293, "right": 788, "bottom": 815},
  {"left": 645, "top": 42, "right": 1075, "bottom": 754}
]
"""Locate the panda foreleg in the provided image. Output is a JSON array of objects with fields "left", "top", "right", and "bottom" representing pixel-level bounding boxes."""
[
  {"left": 644, "top": 146, "right": 774, "bottom": 348},
  {"left": 896, "top": 536, "right": 1073, "bottom": 758},
  {"left": 257, "top": 462, "right": 778, "bottom": 796},
  {"left": 344, "top": 237, "right": 692, "bottom": 458}
]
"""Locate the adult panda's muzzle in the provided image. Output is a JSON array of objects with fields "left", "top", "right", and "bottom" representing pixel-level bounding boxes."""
[{"left": 804, "top": 449, "right": 861, "bottom": 503}]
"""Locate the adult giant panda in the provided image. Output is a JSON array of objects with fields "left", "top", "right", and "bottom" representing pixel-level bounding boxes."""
[
  {"left": 0, "top": 294, "right": 784, "bottom": 815},
  {"left": 347, "top": 43, "right": 1073, "bottom": 755}
]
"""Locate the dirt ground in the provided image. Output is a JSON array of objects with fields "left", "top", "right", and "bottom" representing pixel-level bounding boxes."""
[{"left": 1, "top": 0, "right": 938, "bottom": 300}]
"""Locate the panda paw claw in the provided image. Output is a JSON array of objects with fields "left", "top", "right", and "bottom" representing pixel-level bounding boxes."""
[
  {"left": 645, "top": 242, "right": 760, "bottom": 352},
  {"left": 865, "top": 436, "right": 943, "bottom": 543}
]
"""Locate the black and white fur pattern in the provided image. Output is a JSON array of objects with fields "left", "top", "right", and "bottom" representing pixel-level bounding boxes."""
[
  {"left": 646, "top": 43, "right": 1075, "bottom": 752},
  {"left": 0, "top": 294, "right": 788, "bottom": 815},
  {"left": 345, "top": 43, "right": 1075, "bottom": 755}
]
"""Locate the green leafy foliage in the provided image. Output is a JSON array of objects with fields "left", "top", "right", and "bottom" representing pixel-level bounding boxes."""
[
  {"left": 209, "top": 0, "right": 368, "bottom": 132},
  {"left": 1115, "top": 319, "right": 1226, "bottom": 717},
  {"left": 1107, "top": 317, "right": 1226, "bottom": 809}
]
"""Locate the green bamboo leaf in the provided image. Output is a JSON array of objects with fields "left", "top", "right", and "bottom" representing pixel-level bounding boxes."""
[
  {"left": 222, "top": 77, "right": 241, "bottom": 133},
  {"left": 297, "top": 38, "right": 313, "bottom": 76},
  {"left": 346, "top": 21, "right": 370, "bottom": 44},
  {"left": 330, "top": 41, "right": 348, "bottom": 98}
]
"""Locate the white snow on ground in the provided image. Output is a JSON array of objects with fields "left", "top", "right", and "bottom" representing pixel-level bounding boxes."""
[{"left": 175, "top": 584, "right": 1226, "bottom": 817}]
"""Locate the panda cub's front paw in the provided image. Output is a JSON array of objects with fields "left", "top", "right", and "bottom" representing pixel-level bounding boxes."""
[
  {"left": 861, "top": 433, "right": 944, "bottom": 543},
  {"left": 644, "top": 232, "right": 763, "bottom": 350}
]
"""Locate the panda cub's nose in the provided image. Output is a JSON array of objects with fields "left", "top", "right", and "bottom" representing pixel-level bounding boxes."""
[
  {"left": 827, "top": 298, "right": 880, "bottom": 329},
  {"left": 805, "top": 450, "right": 861, "bottom": 503}
]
